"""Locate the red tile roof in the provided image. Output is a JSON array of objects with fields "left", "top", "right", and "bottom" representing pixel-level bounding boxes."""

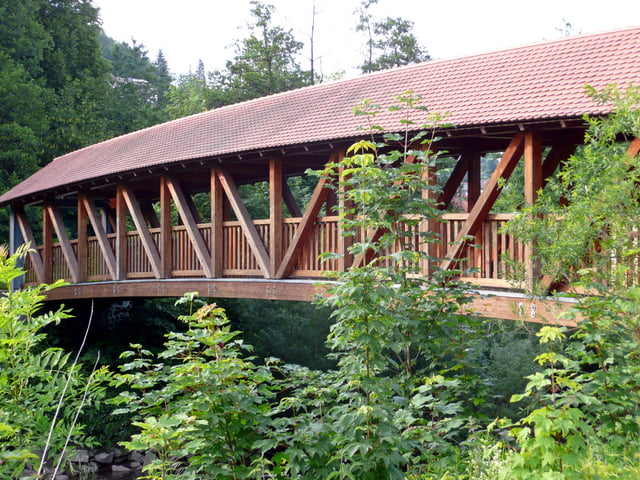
[{"left": 2, "top": 26, "right": 640, "bottom": 205}]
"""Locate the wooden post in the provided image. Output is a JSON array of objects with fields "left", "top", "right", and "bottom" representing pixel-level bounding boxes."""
[
  {"left": 43, "top": 205, "right": 53, "bottom": 283},
  {"left": 77, "top": 196, "right": 88, "bottom": 283},
  {"left": 524, "top": 131, "right": 542, "bottom": 285},
  {"left": 9, "top": 206, "right": 25, "bottom": 290},
  {"left": 423, "top": 161, "right": 438, "bottom": 276},
  {"left": 466, "top": 149, "right": 481, "bottom": 211},
  {"left": 211, "top": 168, "right": 224, "bottom": 277},
  {"left": 160, "top": 176, "right": 172, "bottom": 278},
  {"left": 338, "top": 160, "right": 353, "bottom": 273},
  {"left": 14, "top": 206, "right": 44, "bottom": 283},
  {"left": 116, "top": 185, "right": 127, "bottom": 280},
  {"left": 269, "top": 158, "right": 284, "bottom": 277}
]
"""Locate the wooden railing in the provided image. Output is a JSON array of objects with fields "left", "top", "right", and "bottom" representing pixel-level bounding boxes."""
[{"left": 22, "top": 214, "right": 527, "bottom": 288}]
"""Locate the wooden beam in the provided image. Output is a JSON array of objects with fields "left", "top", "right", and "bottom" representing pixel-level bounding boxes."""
[
  {"left": 166, "top": 177, "right": 212, "bottom": 278},
  {"left": 44, "top": 202, "right": 79, "bottom": 283},
  {"left": 211, "top": 169, "right": 224, "bottom": 277},
  {"left": 524, "top": 131, "right": 543, "bottom": 284},
  {"left": 524, "top": 131, "right": 542, "bottom": 205},
  {"left": 216, "top": 168, "right": 271, "bottom": 277},
  {"left": 140, "top": 201, "right": 160, "bottom": 229},
  {"left": 81, "top": 194, "right": 117, "bottom": 280},
  {"left": 423, "top": 163, "right": 439, "bottom": 275},
  {"left": 466, "top": 150, "right": 481, "bottom": 211},
  {"left": 116, "top": 185, "right": 127, "bottom": 280},
  {"left": 121, "top": 184, "right": 162, "bottom": 279},
  {"left": 541, "top": 143, "right": 577, "bottom": 188},
  {"left": 159, "top": 177, "right": 172, "bottom": 278},
  {"left": 276, "top": 154, "right": 337, "bottom": 279},
  {"left": 40, "top": 279, "right": 579, "bottom": 325},
  {"left": 626, "top": 137, "right": 640, "bottom": 157},
  {"left": 43, "top": 205, "right": 53, "bottom": 283},
  {"left": 14, "top": 206, "right": 44, "bottom": 283},
  {"left": 77, "top": 196, "right": 88, "bottom": 283},
  {"left": 337, "top": 165, "right": 353, "bottom": 272},
  {"left": 437, "top": 155, "right": 469, "bottom": 209},
  {"left": 283, "top": 181, "right": 303, "bottom": 217},
  {"left": 441, "top": 132, "right": 525, "bottom": 271},
  {"left": 269, "top": 158, "right": 284, "bottom": 277}
]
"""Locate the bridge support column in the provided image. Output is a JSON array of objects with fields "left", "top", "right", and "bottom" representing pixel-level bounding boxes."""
[
  {"left": 160, "top": 177, "right": 172, "bottom": 278},
  {"left": 210, "top": 169, "right": 224, "bottom": 277},
  {"left": 524, "top": 131, "right": 542, "bottom": 287},
  {"left": 269, "top": 158, "right": 283, "bottom": 277},
  {"left": 9, "top": 206, "right": 25, "bottom": 291}
]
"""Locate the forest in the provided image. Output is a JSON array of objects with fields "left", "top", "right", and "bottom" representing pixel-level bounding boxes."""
[{"left": 1, "top": 1, "right": 640, "bottom": 479}]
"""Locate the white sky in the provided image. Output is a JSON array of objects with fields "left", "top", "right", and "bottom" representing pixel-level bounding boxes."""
[{"left": 92, "top": 0, "right": 640, "bottom": 79}]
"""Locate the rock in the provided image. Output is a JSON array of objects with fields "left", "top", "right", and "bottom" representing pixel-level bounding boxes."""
[
  {"left": 112, "top": 464, "right": 132, "bottom": 473},
  {"left": 94, "top": 451, "right": 115, "bottom": 464},
  {"left": 142, "top": 451, "right": 156, "bottom": 466},
  {"left": 70, "top": 449, "right": 90, "bottom": 463},
  {"left": 128, "top": 451, "right": 145, "bottom": 463},
  {"left": 129, "top": 461, "right": 142, "bottom": 469},
  {"left": 54, "top": 475, "right": 70, "bottom": 480}
]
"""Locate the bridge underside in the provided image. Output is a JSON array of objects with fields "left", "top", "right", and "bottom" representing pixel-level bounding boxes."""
[{"left": 43, "top": 278, "right": 580, "bottom": 326}]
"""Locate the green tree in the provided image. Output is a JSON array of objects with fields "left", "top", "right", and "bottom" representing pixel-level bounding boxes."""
[
  {"left": 101, "top": 39, "right": 172, "bottom": 136},
  {"left": 356, "top": 0, "right": 429, "bottom": 73},
  {"left": 209, "top": 0, "right": 309, "bottom": 105}
]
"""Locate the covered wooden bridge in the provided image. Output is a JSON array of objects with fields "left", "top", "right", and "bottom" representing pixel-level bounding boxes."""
[{"left": 2, "top": 27, "right": 640, "bottom": 323}]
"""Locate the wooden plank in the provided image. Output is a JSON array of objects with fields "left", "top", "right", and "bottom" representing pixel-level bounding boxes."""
[
  {"left": 269, "top": 158, "right": 284, "bottom": 277},
  {"left": 121, "top": 184, "right": 162, "bottom": 279},
  {"left": 441, "top": 132, "right": 525, "bottom": 272},
  {"left": 211, "top": 169, "right": 224, "bottom": 277},
  {"left": 159, "top": 177, "right": 172, "bottom": 278},
  {"left": 81, "top": 194, "right": 117, "bottom": 280},
  {"left": 275, "top": 155, "right": 336, "bottom": 278},
  {"left": 43, "top": 206, "right": 53, "bottom": 283},
  {"left": 283, "top": 181, "right": 303, "bottom": 217},
  {"left": 41, "top": 279, "right": 580, "bottom": 325},
  {"left": 45, "top": 203, "right": 79, "bottom": 283},
  {"left": 116, "top": 185, "right": 127, "bottom": 280},
  {"left": 166, "top": 177, "right": 213, "bottom": 277},
  {"left": 216, "top": 168, "right": 271, "bottom": 277},
  {"left": 14, "top": 206, "right": 45, "bottom": 283},
  {"left": 77, "top": 197, "right": 88, "bottom": 283}
]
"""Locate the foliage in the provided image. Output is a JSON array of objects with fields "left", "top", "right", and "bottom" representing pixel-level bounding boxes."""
[
  {"left": 208, "top": 1, "right": 310, "bottom": 105},
  {"left": 112, "top": 294, "right": 276, "bottom": 480},
  {"left": 498, "top": 85, "right": 640, "bottom": 478},
  {"left": 356, "top": 0, "right": 429, "bottom": 73},
  {"left": 0, "top": 246, "right": 108, "bottom": 478},
  {"left": 299, "top": 91, "right": 484, "bottom": 478},
  {"left": 101, "top": 38, "right": 173, "bottom": 136},
  {"left": 504, "top": 85, "right": 640, "bottom": 291}
]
